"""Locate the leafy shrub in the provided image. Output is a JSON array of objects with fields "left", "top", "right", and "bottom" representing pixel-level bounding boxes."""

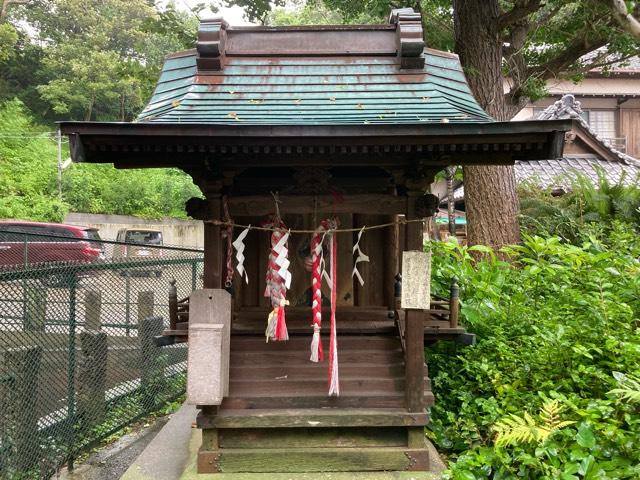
[
  {"left": 519, "top": 168, "right": 640, "bottom": 243},
  {"left": 0, "top": 99, "right": 202, "bottom": 223},
  {"left": 427, "top": 222, "right": 640, "bottom": 479}
]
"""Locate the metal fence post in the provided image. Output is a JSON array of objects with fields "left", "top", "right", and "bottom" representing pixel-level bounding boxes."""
[
  {"left": 66, "top": 275, "right": 78, "bottom": 472},
  {"left": 191, "top": 260, "right": 198, "bottom": 292},
  {"left": 5, "top": 346, "right": 42, "bottom": 473},
  {"left": 125, "top": 275, "right": 131, "bottom": 336}
]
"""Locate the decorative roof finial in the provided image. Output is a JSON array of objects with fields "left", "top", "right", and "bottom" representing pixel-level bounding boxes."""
[
  {"left": 389, "top": 8, "right": 425, "bottom": 69},
  {"left": 197, "top": 16, "right": 228, "bottom": 72}
]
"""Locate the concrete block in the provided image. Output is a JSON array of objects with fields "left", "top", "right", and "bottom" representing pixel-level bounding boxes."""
[
  {"left": 188, "top": 289, "right": 231, "bottom": 397},
  {"left": 188, "top": 323, "right": 224, "bottom": 405}
]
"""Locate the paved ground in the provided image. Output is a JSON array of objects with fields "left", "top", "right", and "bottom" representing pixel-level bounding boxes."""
[{"left": 53, "top": 416, "right": 170, "bottom": 480}]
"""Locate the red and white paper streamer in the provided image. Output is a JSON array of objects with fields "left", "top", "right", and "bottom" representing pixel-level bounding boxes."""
[
  {"left": 232, "top": 226, "right": 251, "bottom": 284},
  {"left": 352, "top": 226, "right": 369, "bottom": 286},
  {"left": 264, "top": 221, "right": 291, "bottom": 342},
  {"left": 309, "top": 218, "right": 340, "bottom": 396}
]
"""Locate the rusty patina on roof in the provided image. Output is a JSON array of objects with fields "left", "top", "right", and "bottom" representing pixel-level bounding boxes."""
[{"left": 137, "top": 10, "right": 492, "bottom": 126}]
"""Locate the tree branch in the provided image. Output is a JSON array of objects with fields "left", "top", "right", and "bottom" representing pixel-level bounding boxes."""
[
  {"left": 599, "top": 0, "right": 640, "bottom": 39},
  {"left": 1, "top": 0, "right": 28, "bottom": 21},
  {"left": 527, "top": 35, "right": 609, "bottom": 80},
  {"left": 498, "top": 0, "right": 544, "bottom": 29}
]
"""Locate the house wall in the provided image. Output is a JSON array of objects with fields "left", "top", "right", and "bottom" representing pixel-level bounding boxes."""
[
  {"left": 510, "top": 78, "right": 640, "bottom": 158},
  {"left": 63, "top": 213, "right": 204, "bottom": 248}
]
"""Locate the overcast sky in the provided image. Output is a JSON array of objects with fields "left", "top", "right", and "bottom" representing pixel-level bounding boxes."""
[{"left": 170, "top": 1, "right": 254, "bottom": 25}]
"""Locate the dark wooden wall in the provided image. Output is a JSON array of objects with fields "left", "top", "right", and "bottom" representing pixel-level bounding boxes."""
[{"left": 231, "top": 212, "right": 397, "bottom": 312}]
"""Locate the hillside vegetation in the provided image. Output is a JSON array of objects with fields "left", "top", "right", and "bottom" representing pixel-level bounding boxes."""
[{"left": 0, "top": 99, "right": 201, "bottom": 222}]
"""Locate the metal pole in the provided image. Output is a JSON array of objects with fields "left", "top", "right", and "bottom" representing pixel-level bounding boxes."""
[
  {"left": 125, "top": 275, "right": 131, "bottom": 336},
  {"left": 57, "top": 128, "right": 63, "bottom": 200},
  {"left": 446, "top": 166, "right": 457, "bottom": 238},
  {"left": 191, "top": 260, "right": 197, "bottom": 292},
  {"left": 67, "top": 275, "right": 78, "bottom": 472}
]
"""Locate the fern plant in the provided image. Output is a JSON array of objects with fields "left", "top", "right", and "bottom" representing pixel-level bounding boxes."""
[
  {"left": 609, "top": 372, "right": 640, "bottom": 404},
  {"left": 493, "top": 400, "right": 575, "bottom": 447}
]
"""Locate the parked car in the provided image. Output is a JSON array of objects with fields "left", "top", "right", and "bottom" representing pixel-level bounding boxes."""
[
  {"left": 0, "top": 220, "right": 105, "bottom": 267},
  {"left": 113, "top": 228, "right": 163, "bottom": 277},
  {"left": 0, "top": 220, "right": 105, "bottom": 286}
]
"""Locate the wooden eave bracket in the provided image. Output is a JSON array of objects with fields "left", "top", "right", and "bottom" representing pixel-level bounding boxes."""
[
  {"left": 389, "top": 8, "right": 425, "bottom": 70},
  {"left": 197, "top": 17, "right": 228, "bottom": 73}
]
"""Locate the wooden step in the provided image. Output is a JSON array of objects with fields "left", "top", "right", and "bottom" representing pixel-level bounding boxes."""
[
  {"left": 221, "top": 391, "right": 435, "bottom": 410},
  {"left": 229, "top": 349, "right": 404, "bottom": 365},
  {"left": 218, "top": 427, "right": 407, "bottom": 448},
  {"left": 230, "top": 363, "right": 406, "bottom": 380},
  {"left": 198, "top": 408, "right": 429, "bottom": 429},
  {"left": 198, "top": 445, "right": 430, "bottom": 473}
]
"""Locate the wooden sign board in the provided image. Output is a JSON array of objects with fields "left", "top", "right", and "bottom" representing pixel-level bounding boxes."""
[{"left": 401, "top": 251, "right": 431, "bottom": 310}]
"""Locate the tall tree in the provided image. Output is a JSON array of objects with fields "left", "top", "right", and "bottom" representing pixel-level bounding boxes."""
[
  {"left": 233, "top": 0, "right": 640, "bottom": 248},
  {"left": 3, "top": 0, "right": 199, "bottom": 121}
]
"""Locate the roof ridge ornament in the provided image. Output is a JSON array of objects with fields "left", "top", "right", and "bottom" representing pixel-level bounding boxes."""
[
  {"left": 538, "top": 94, "right": 640, "bottom": 166},
  {"left": 389, "top": 7, "right": 425, "bottom": 69},
  {"left": 197, "top": 16, "right": 228, "bottom": 73}
]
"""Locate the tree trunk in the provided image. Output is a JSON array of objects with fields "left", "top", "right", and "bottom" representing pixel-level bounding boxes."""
[{"left": 453, "top": 0, "right": 521, "bottom": 249}]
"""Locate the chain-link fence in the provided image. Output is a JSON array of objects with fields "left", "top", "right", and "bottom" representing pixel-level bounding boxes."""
[{"left": 0, "top": 230, "right": 203, "bottom": 479}]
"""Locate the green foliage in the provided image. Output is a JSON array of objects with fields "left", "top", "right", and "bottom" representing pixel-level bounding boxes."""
[
  {"left": 0, "top": 99, "right": 202, "bottom": 222},
  {"left": 493, "top": 400, "right": 575, "bottom": 447},
  {"left": 609, "top": 372, "right": 640, "bottom": 404},
  {"left": 519, "top": 168, "right": 640, "bottom": 243},
  {"left": 427, "top": 221, "right": 640, "bottom": 479},
  {"left": 2, "top": 0, "right": 198, "bottom": 122}
]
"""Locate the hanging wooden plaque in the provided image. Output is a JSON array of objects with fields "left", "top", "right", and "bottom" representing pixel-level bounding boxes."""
[{"left": 401, "top": 250, "right": 431, "bottom": 310}]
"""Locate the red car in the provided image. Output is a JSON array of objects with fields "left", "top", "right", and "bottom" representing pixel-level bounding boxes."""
[{"left": 0, "top": 220, "right": 104, "bottom": 267}]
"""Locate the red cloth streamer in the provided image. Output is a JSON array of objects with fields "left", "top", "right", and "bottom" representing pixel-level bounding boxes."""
[
  {"left": 327, "top": 230, "right": 339, "bottom": 396},
  {"left": 264, "top": 220, "right": 289, "bottom": 342}
]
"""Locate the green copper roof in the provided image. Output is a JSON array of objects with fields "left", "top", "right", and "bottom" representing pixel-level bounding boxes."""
[{"left": 137, "top": 49, "right": 492, "bottom": 126}]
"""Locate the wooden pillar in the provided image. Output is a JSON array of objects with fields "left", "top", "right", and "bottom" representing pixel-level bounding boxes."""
[
  {"left": 404, "top": 191, "right": 425, "bottom": 413},
  {"left": 384, "top": 214, "right": 399, "bottom": 309},
  {"left": 204, "top": 194, "right": 222, "bottom": 289}
]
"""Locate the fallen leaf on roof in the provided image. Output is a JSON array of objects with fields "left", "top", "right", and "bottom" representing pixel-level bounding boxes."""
[
  {"left": 228, "top": 90, "right": 235, "bottom": 95},
  {"left": 294, "top": 99, "right": 302, "bottom": 104},
  {"left": 421, "top": 97, "right": 430, "bottom": 102},
  {"left": 248, "top": 99, "right": 263, "bottom": 104},
  {"left": 440, "top": 118, "right": 450, "bottom": 123},
  {"left": 228, "top": 112, "right": 240, "bottom": 120},
  {"left": 356, "top": 103, "right": 364, "bottom": 109},
  {"left": 171, "top": 100, "right": 181, "bottom": 108},
  {"left": 329, "top": 97, "right": 336, "bottom": 102}
]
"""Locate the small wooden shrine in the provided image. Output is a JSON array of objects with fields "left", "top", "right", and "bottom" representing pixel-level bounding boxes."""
[{"left": 61, "top": 8, "right": 572, "bottom": 474}]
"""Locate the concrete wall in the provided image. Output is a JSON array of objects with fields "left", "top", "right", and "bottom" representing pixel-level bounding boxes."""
[{"left": 64, "top": 213, "right": 204, "bottom": 249}]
